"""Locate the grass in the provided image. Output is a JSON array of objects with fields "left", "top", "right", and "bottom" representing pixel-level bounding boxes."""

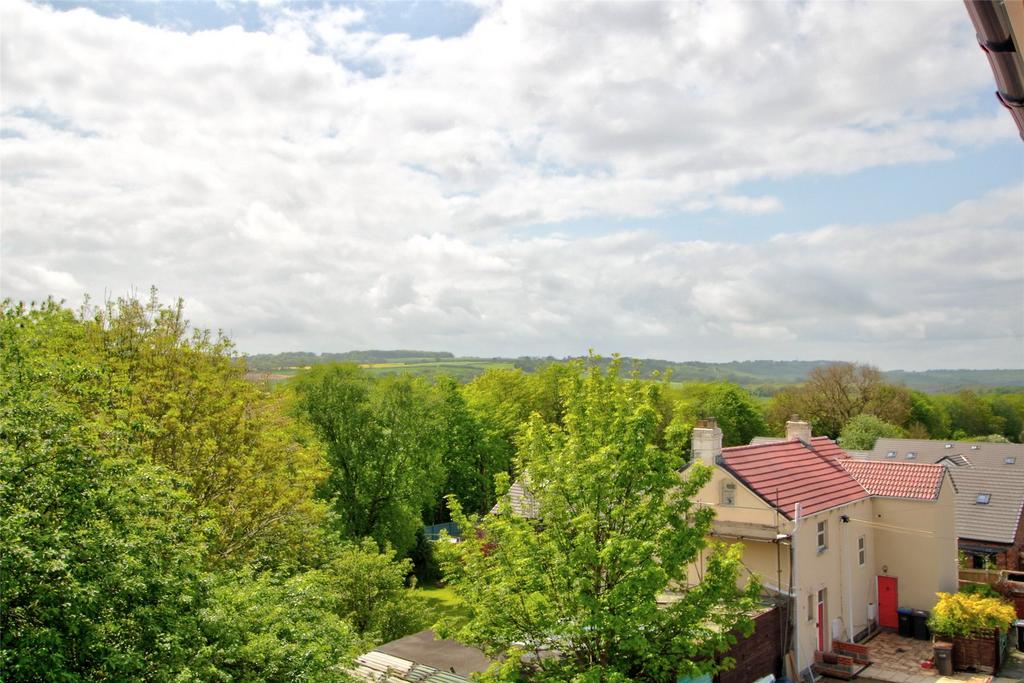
[{"left": 418, "top": 584, "right": 472, "bottom": 629}]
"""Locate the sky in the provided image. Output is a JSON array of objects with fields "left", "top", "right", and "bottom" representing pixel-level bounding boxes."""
[{"left": 1, "top": 0, "right": 1022, "bottom": 370}]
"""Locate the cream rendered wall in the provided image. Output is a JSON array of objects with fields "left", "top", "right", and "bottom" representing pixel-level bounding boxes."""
[
  {"left": 691, "top": 537, "right": 792, "bottom": 593},
  {"left": 692, "top": 465, "right": 779, "bottom": 526},
  {"left": 870, "top": 476, "right": 957, "bottom": 613},
  {"left": 686, "top": 465, "right": 791, "bottom": 589},
  {"left": 791, "top": 499, "right": 874, "bottom": 673}
]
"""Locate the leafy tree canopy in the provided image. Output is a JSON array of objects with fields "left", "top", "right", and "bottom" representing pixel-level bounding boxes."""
[
  {"left": 439, "top": 357, "right": 760, "bottom": 682},
  {"left": 292, "top": 364, "right": 445, "bottom": 555},
  {"left": 838, "top": 414, "right": 906, "bottom": 450}
]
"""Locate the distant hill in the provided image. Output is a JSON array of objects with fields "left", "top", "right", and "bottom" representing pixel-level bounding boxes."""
[
  {"left": 242, "top": 350, "right": 1024, "bottom": 393},
  {"left": 882, "top": 368, "right": 1024, "bottom": 393}
]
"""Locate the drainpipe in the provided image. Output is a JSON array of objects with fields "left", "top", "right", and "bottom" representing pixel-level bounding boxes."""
[
  {"left": 792, "top": 503, "right": 802, "bottom": 679},
  {"left": 841, "top": 513, "right": 853, "bottom": 642}
]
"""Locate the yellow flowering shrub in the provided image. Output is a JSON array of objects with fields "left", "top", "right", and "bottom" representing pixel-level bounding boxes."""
[{"left": 929, "top": 591, "right": 1017, "bottom": 637}]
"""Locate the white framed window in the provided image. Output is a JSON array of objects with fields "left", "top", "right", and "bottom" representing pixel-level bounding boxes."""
[
  {"left": 721, "top": 480, "right": 737, "bottom": 506},
  {"left": 858, "top": 536, "right": 865, "bottom": 566},
  {"left": 816, "top": 520, "right": 828, "bottom": 552},
  {"left": 807, "top": 593, "right": 814, "bottom": 621}
]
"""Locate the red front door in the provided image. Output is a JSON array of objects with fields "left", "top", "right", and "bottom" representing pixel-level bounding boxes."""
[
  {"left": 817, "top": 593, "right": 826, "bottom": 650},
  {"left": 878, "top": 576, "right": 898, "bottom": 629}
]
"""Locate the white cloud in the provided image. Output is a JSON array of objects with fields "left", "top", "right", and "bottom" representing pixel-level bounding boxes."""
[{"left": 1, "top": 0, "right": 1021, "bottom": 369}]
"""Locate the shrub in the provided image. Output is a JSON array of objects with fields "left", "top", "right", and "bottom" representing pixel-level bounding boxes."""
[
  {"left": 959, "top": 583, "right": 1001, "bottom": 600},
  {"left": 928, "top": 592, "right": 1016, "bottom": 638}
]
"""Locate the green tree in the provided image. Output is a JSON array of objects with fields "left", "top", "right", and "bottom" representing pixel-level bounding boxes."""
[
  {"left": 430, "top": 376, "right": 496, "bottom": 519},
  {"left": 670, "top": 382, "right": 767, "bottom": 455},
  {"left": 907, "top": 391, "right": 949, "bottom": 438},
  {"left": 439, "top": 358, "right": 759, "bottom": 682},
  {"left": 83, "top": 294, "right": 329, "bottom": 569},
  {"left": 198, "top": 537, "right": 426, "bottom": 681},
  {"left": 988, "top": 394, "right": 1024, "bottom": 443},
  {"left": 838, "top": 414, "right": 907, "bottom": 450},
  {"left": 462, "top": 368, "right": 544, "bottom": 500},
  {"left": 944, "top": 390, "right": 1005, "bottom": 439},
  {"left": 1, "top": 301, "right": 209, "bottom": 680},
  {"left": 765, "top": 363, "right": 909, "bottom": 438},
  {"left": 292, "top": 365, "right": 444, "bottom": 555}
]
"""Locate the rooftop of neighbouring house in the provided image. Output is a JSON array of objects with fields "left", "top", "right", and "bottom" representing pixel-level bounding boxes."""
[
  {"left": 490, "top": 478, "right": 539, "bottom": 519},
  {"left": 351, "top": 630, "right": 492, "bottom": 683},
  {"left": 865, "top": 437, "right": 1024, "bottom": 469},
  {"left": 945, "top": 466, "right": 1024, "bottom": 545},
  {"left": 719, "top": 436, "right": 870, "bottom": 520},
  {"left": 838, "top": 459, "right": 949, "bottom": 500}
]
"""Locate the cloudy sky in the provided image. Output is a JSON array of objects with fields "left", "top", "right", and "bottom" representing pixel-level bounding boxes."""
[{"left": 2, "top": 0, "right": 1022, "bottom": 369}]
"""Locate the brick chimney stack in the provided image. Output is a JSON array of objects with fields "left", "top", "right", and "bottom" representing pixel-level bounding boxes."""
[
  {"left": 785, "top": 416, "right": 812, "bottom": 444},
  {"left": 692, "top": 418, "right": 723, "bottom": 466}
]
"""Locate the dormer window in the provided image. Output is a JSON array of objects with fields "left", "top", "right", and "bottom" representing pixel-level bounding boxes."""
[
  {"left": 905, "top": 452, "right": 917, "bottom": 460},
  {"left": 721, "top": 480, "right": 737, "bottom": 507},
  {"left": 886, "top": 451, "right": 897, "bottom": 459},
  {"left": 945, "top": 444, "right": 952, "bottom": 448},
  {"left": 976, "top": 493, "right": 991, "bottom": 505},
  {"left": 1006, "top": 457, "right": 1016, "bottom": 465},
  {"left": 971, "top": 445, "right": 980, "bottom": 450}
]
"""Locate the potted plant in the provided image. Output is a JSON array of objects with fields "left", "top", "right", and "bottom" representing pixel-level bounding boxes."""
[{"left": 928, "top": 591, "right": 1017, "bottom": 673}]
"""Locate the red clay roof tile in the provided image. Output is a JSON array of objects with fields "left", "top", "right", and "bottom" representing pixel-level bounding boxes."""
[
  {"left": 721, "top": 436, "right": 869, "bottom": 519},
  {"left": 839, "top": 460, "right": 946, "bottom": 500}
]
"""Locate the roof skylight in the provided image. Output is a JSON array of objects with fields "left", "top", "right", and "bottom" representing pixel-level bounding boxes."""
[{"left": 976, "top": 493, "right": 991, "bottom": 505}]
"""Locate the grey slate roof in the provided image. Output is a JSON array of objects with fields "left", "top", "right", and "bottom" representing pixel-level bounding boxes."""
[
  {"left": 749, "top": 436, "right": 786, "bottom": 446},
  {"left": 945, "top": 467, "right": 1024, "bottom": 545},
  {"left": 868, "top": 438, "right": 1024, "bottom": 470},
  {"left": 860, "top": 438, "right": 1024, "bottom": 545}
]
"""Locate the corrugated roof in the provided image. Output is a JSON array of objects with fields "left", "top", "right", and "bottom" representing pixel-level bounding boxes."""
[
  {"left": 946, "top": 467, "right": 1024, "bottom": 545},
  {"left": 839, "top": 460, "right": 947, "bottom": 500},
  {"left": 720, "top": 437, "right": 869, "bottom": 519}
]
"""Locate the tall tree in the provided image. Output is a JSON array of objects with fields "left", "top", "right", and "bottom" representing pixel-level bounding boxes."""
[
  {"left": 765, "top": 362, "right": 912, "bottom": 438},
  {"left": 440, "top": 358, "right": 759, "bottom": 682},
  {"left": 292, "top": 365, "right": 444, "bottom": 555},
  {"left": 430, "top": 376, "right": 497, "bottom": 519},
  {"left": 0, "top": 301, "right": 209, "bottom": 680}
]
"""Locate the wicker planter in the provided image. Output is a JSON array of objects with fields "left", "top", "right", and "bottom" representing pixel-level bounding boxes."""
[{"left": 950, "top": 630, "right": 1002, "bottom": 674}]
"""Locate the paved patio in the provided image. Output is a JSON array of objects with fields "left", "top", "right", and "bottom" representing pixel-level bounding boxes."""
[{"left": 817, "top": 630, "right": 1024, "bottom": 683}]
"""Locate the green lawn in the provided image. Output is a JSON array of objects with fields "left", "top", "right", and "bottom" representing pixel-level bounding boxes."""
[{"left": 418, "top": 584, "right": 472, "bottom": 629}]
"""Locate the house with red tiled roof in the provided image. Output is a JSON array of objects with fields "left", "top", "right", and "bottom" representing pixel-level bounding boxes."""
[{"left": 686, "top": 419, "right": 957, "bottom": 680}]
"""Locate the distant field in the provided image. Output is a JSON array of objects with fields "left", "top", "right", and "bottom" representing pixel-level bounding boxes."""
[
  {"left": 243, "top": 350, "right": 1024, "bottom": 392},
  {"left": 243, "top": 357, "right": 515, "bottom": 384}
]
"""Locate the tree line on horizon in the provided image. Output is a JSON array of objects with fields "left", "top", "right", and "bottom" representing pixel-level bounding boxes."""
[{"left": 245, "top": 350, "right": 1024, "bottom": 395}]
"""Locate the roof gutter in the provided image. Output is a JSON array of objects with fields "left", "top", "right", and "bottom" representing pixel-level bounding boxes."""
[{"left": 965, "top": 0, "right": 1024, "bottom": 139}]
